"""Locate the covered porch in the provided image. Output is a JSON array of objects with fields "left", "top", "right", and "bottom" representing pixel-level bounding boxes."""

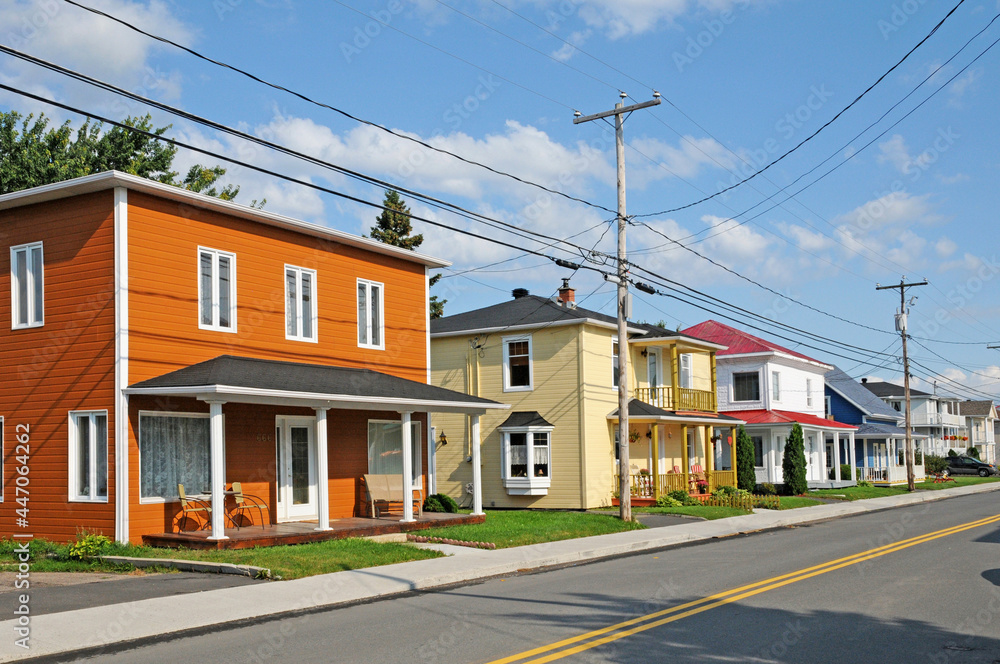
[
  {"left": 609, "top": 399, "right": 745, "bottom": 502},
  {"left": 123, "top": 355, "right": 508, "bottom": 544},
  {"left": 855, "top": 423, "right": 927, "bottom": 486}
]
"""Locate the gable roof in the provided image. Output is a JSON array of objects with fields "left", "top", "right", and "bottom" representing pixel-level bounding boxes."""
[
  {"left": 679, "top": 320, "right": 830, "bottom": 368},
  {"left": 860, "top": 380, "right": 931, "bottom": 399},
  {"left": 0, "top": 171, "right": 449, "bottom": 269},
  {"left": 958, "top": 400, "right": 997, "bottom": 418},
  {"left": 825, "top": 366, "right": 902, "bottom": 421}
]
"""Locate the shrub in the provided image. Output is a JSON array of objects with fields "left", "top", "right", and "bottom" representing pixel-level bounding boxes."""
[
  {"left": 667, "top": 489, "right": 689, "bottom": 503},
  {"left": 782, "top": 424, "right": 808, "bottom": 495},
  {"left": 736, "top": 425, "right": 757, "bottom": 492},
  {"left": 947, "top": 449, "right": 958, "bottom": 457},
  {"left": 423, "top": 493, "right": 459, "bottom": 513},
  {"left": 968, "top": 447, "right": 980, "bottom": 459},
  {"left": 654, "top": 495, "right": 682, "bottom": 508},
  {"left": 756, "top": 482, "right": 777, "bottom": 495},
  {"left": 924, "top": 454, "right": 948, "bottom": 474},
  {"left": 68, "top": 532, "right": 111, "bottom": 560},
  {"left": 856, "top": 480, "right": 872, "bottom": 488}
]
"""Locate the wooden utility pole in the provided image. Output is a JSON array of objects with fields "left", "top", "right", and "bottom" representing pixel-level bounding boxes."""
[
  {"left": 575, "top": 92, "right": 661, "bottom": 521},
  {"left": 876, "top": 278, "right": 927, "bottom": 491}
]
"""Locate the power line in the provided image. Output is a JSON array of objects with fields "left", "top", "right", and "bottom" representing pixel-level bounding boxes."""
[
  {"left": 632, "top": 0, "right": 967, "bottom": 218},
  {"left": 57, "top": 0, "right": 617, "bottom": 216}
]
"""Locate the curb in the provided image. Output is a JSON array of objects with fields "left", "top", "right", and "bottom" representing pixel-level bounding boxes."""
[
  {"left": 99, "top": 556, "right": 272, "bottom": 579},
  {"left": 5, "top": 481, "right": 999, "bottom": 662}
]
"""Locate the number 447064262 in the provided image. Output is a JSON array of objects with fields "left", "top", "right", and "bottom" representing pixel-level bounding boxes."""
[{"left": 14, "top": 423, "right": 30, "bottom": 515}]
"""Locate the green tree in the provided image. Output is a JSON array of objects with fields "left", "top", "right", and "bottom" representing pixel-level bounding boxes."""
[
  {"left": 0, "top": 111, "right": 242, "bottom": 200},
  {"left": 735, "top": 425, "right": 757, "bottom": 492},
  {"left": 781, "top": 423, "right": 808, "bottom": 496},
  {"left": 369, "top": 189, "right": 446, "bottom": 318},
  {"left": 967, "top": 446, "right": 979, "bottom": 459}
]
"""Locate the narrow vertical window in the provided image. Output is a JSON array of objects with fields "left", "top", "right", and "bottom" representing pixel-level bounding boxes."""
[
  {"left": 612, "top": 338, "right": 619, "bottom": 388},
  {"left": 69, "top": 411, "right": 108, "bottom": 502},
  {"left": 679, "top": 353, "right": 693, "bottom": 389},
  {"left": 198, "top": 248, "right": 237, "bottom": 332},
  {"left": 503, "top": 336, "right": 532, "bottom": 391},
  {"left": 772, "top": 371, "right": 781, "bottom": 401},
  {"left": 11, "top": 242, "right": 43, "bottom": 329},
  {"left": 806, "top": 378, "right": 813, "bottom": 407},
  {"left": 357, "top": 279, "right": 384, "bottom": 349},
  {"left": 285, "top": 266, "right": 317, "bottom": 342}
]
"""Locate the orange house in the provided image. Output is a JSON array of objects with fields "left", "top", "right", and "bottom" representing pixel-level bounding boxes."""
[{"left": 0, "top": 171, "right": 505, "bottom": 544}]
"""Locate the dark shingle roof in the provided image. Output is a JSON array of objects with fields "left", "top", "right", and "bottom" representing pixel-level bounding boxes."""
[
  {"left": 825, "top": 367, "right": 901, "bottom": 421},
  {"left": 855, "top": 422, "right": 927, "bottom": 438},
  {"left": 860, "top": 380, "right": 931, "bottom": 399},
  {"left": 958, "top": 400, "right": 996, "bottom": 417},
  {"left": 128, "top": 355, "right": 502, "bottom": 407},
  {"left": 498, "top": 411, "right": 553, "bottom": 428}
]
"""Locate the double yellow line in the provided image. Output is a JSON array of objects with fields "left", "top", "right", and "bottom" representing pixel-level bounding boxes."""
[{"left": 485, "top": 513, "right": 1000, "bottom": 664}]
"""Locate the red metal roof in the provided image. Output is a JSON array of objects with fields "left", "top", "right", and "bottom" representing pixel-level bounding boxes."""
[
  {"left": 680, "top": 320, "right": 826, "bottom": 365},
  {"left": 735, "top": 409, "right": 857, "bottom": 430}
]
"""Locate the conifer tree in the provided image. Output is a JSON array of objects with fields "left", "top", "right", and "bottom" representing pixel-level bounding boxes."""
[
  {"left": 735, "top": 426, "right": 757, "bottom": 492},
  {"left": 781, "top": 423, "right": 808, "bottom": 495}
]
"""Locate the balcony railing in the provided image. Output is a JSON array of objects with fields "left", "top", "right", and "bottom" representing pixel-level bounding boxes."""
[
  {"left": 910, "top": 412, "right": 965, "bottom": 428},
  {"left": 633, "top": 386, "right": 716, "bottom": 413}
]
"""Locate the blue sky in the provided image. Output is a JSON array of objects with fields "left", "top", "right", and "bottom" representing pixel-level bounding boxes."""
[{"left": 2, "top": 0, "right": 999, "bottom": 397}]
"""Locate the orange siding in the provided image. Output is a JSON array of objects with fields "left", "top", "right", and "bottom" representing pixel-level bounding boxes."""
[{"left": 0, "top": 191, "right": 118, "bottom": 542}]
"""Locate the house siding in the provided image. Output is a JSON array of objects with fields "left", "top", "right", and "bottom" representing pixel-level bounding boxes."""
[{"left": 0, "top": 191, "right": 118, "bottom": 541}]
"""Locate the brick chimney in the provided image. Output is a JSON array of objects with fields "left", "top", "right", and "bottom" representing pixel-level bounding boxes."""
[{"left": 557, "top": 278, "right": 575, "bottom": 304}]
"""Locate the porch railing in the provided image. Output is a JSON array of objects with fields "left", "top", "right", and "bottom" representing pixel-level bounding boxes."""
[
  {"left": 633, "top": 386, "right": 717, "bottom": 413},
  {"left": 614, "top": 469, "right": 736, "bottom": 498}
]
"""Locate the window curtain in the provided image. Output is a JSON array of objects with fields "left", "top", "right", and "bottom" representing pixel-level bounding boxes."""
[
  {"left": 139, "top": 415, "right": 211, "bottom": 499},
  {"left": 368, "top": 421, "right": 421, "bottom": 479}
]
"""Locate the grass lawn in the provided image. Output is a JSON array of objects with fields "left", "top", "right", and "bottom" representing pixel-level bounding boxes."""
[
  {"left": 419, "top": 510, "right": 646, "bottom": 548},
  {"left": 811, "top": 475, "right": 1000, "bottom": 501},
  {"left": 0, "top": 537, "right": 442, "bottom": 580},
  {"left": 776, "top": 496, "right": 824, "bottom": 509}
]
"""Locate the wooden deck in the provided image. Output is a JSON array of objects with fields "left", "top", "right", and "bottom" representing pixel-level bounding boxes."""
[{"left": 142, "top": 512, "right": 485, "bottom": 550}]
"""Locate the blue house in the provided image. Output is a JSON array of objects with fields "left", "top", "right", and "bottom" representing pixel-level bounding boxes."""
[{"left": 824, "top": 367, "right": 927, "bottom": 485}]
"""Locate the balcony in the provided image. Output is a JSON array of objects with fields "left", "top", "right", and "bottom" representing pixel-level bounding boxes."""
[
  {"left": 910, "top": 412, "right": 965, "bottom": 428},
  {"left": 633, "top": 386, "right": 716, "bottom": 413}
]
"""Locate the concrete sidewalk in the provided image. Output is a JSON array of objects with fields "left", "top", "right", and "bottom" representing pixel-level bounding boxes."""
[{"left": 5, "top": 482, "right": 999, "bottom": 662}]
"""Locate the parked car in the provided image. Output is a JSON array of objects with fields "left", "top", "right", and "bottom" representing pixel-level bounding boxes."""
[{"left": 945, "top": 456, "right": 998, "bottom": 477}]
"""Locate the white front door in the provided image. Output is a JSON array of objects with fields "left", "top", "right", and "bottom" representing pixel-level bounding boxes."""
[{"left": 276, "top": 416, "right": 317, "bottom": 521}]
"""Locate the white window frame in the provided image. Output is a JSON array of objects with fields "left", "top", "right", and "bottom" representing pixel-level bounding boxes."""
[
  {"left": 806, "top": 378, "right": 813, "bottom": 407},
  {"left": 500, "top": 426, "right": 553, "bottom": 495},
  {"left": 732, "top": 371, "right": 761, "bottom": 402},
  {"left": 68, "top": 410, "right": 109, "bottom": 503},
  {"left": 825, "top": 395, "right": 832, "bottom": 417},
  {"left": 679, "top": 353, "right": 693, "bottom": 389},
  {"left": 502, "top": 334, "right": 533, "bottom": 392},
  {"left": 284, "top": 265, "right": 318, "bottom": 342},
  {"left": 357, "top": 278, "right": 385, "bottom": 350},
  {"left": 612, "top": 337, "right": 619, "bottom": 389},
  {"left": 197, "top": 247, "right": 237, "bottom": 333},
  {"left": 10, "top": 242, "right": 44, "bottom": 329},
  {"left": 137, "top": 411, "right": 219, "bottom": 504},
  {"left": 772, "top": 371, "right": 781, "bottom": 401},
  {"left": 367, "top": 419, "right": 422, "bottom": 482}
]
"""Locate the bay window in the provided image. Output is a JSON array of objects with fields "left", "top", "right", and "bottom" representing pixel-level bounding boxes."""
[{"left": 501, "top": 425, "right": 552, "bottom": 495}]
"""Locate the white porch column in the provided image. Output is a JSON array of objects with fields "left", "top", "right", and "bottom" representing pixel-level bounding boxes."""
[
  {"left": 401, "top": 411, "right": 415, "bottom": 523},
  {"left": 314, "top": 408, "right": 331, "bottom": 531},
  {"left": 471, "top": 414, "right": 484, "bottom": 516},
  {"left": 833, "top": 432, "right": 842, "bottom": 481},
  {"left": 428, "top": 421, "right": 437, "bottom": 496},
  {"left": 849, "top": 432, "right": 857, "bottom": 482},
  {"left": 207, "top": 401, "right": 228, "bottom": 541}
]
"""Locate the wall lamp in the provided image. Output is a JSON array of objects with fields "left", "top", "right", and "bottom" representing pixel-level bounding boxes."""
[{"left": 438, "top": 431, "right": 448, "bottom": 446}]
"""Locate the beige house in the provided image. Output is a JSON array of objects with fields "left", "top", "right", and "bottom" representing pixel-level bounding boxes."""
[{"left": 430, "top": 282, "right": 742, "bottom": 509}]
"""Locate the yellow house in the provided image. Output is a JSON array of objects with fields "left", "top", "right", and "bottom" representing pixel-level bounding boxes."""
[{"left": 430, "top": 282, "right": 742, "bottom": 509}]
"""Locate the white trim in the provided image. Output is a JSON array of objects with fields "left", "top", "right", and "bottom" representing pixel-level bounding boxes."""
[
  {"left": 499, "top": 424, "right": 553, "bottom": 495},
  {"left": 197, "top": 246, "right": 238, "bottom": 333},
  {"left": 0, "top": 171, "right": 450, "bottom": 268},
  {"left": 136, "top": 410, "right": 218, "bottom": 504},
  {"left": 114, "top": 187, "right": 129, "bottom": 542},
  {"left": 720, "top": 351, "right": 833, "bottom": 371},
  {"left": 10, "top": 241, "right": 44, "bottom": 329},
  {"left": 68, "top": 410, "right": 110, "bottom": 503},
  {"left": 731, "top": 369, "right": 762, "bottom": 403},
  {"left": 425, "top": 268, "right": 431, "bottom": 385},
  {"left": 771, "top": 370, "right": 781, "bottom": 402},
  {"left": 357, "top": 278, "right": 385, "bottom": 350},
  {"left": 679, "top": 352, "right": 693, "bottom": 390},
  {"left": 502, "top": 334, "right": 533, "bottom": 393},
  {"left": 275, "top": 415, "right": 318, "bottom": 522},
  {"left": 432, "top": 318, "right": 647, "bottom": 338},
  {"left": 284, "top": 264, "right": 319, "bottom": 343}
]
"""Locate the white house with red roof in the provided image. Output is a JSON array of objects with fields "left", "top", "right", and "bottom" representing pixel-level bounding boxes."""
[{"left": 680, "top": 321, "right": 858, "bottom": 489}]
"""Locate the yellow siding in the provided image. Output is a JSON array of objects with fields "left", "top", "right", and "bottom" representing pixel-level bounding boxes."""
[{"left": 579, "top": 326, "right": 619, "bottom": 507}]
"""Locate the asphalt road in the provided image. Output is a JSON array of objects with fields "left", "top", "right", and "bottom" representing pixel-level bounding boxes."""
[{"left": 55, "top": 492, "right": 1000, "bottom": 664}]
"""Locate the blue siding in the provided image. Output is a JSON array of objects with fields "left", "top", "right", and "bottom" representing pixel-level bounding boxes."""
[{"left": 826, "top": 387, "right": 864, "bottom": 425}]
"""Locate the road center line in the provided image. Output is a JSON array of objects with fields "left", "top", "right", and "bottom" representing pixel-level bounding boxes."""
[{"left": 484, "top": 513, "right": 1000, "bottom": 664}]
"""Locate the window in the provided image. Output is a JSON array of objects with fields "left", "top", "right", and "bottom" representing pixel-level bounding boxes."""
[
  {"left": 69, "top": 411, "right": 108, "bottom": 502},
  {"left": 501, "top": 427, "right": 552, "bottom": 494},
  {"left": 733, "top": 372, "right": 760, "bottom": 402},
  {"left": 772, "top": 371, "right": 781, "bottom": 401},
  {"left": 612, "top": 338, "right": 619, "bottom": 388},
  {"left": 11, "top": 242, "right": 43, "bottom": 329},
  {"left": 367, "top": 420, "right": 421, "bottom": 482},
  {"left": 198, "top": 248, "right": 236, "bottom": 332},
  {"left": 679, "top": 353, "right": 693, "bottom": 389},
  {"left": 357, "top": 279, "right": 384, "bottom": 349},
  {"left": 891, "top": 401, "right": 901, "bottom": 412},
  {"left": 806, "top": 379, "right": 813, "bottom": 407},
  {"left": 285, "top": 265, "right": 317, "bottom": 342},
  {"left": 139, "top": 413, "right": 212, "bottom": 501},
  {"left": 503, "top": 335, "right": 532, "bottom": 391},
  {"left": 825, "top": 395, "right": 832, "bottom": 417},
  {"left": 751, "top": 436, "right": 764, "bottom": 468}
]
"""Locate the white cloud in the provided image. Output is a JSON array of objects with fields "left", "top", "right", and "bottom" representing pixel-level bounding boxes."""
[
  {"left": 551, "top": 30, "right": 592, "bottom": 62},
  {"left": 777, "top": 222, "right": 836, "bottom": 253},
  {"left": 948, "top": 67, "right": 982, "bottom": 107},
  {"left": 936, "top": 172, "right": 969, "bottom": 185},
  {"left": 628, "top": 135, "right": 735, "bottom": 186},
  {"left": 934, "top": 237, "right": 958, "bottom": 258},
  {"left": 835, "top": 190, "right": 939, "bottom": 232},
  {"left": 545, "top": 0, "right": 768, "bottom": 39}
]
